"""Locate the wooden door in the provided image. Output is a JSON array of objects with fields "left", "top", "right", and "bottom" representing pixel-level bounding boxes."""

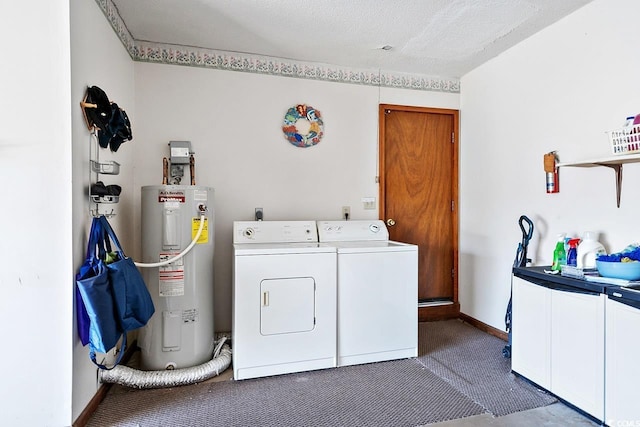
[{"left": 379, "top": 105, "right": 459, "bottom": 318}]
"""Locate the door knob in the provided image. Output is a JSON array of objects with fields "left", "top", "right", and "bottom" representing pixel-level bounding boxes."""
[{"left": 386, "top": 218, "right": 396, "bottom": 227}]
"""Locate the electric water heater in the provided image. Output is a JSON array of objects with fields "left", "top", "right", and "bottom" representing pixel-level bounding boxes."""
[{"left": 138, "top": 185, "right": 215, "bottom": 370}]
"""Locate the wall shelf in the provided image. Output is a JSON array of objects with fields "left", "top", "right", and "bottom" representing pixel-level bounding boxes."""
[{"left": 556, "top": 153, "right": 640, "bottom": 208}]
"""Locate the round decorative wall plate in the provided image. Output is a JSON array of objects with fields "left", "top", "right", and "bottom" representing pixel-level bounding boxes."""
[{"left": 282, "top": 104, "right": 324, "bottom": 148}]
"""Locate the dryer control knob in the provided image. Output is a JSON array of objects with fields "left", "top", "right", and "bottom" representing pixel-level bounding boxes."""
[{"left": 243, "top": 228, "right": 254, "bottom": 238}]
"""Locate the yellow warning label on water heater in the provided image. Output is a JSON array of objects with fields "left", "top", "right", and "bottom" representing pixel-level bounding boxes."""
[{"left": 192, "top": 217, "right": 209, "bottom": 244}]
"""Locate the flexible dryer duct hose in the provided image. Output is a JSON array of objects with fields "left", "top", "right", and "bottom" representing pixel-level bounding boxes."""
[{"left": 99, "top": 338, "right": 231, "bottom": 389}]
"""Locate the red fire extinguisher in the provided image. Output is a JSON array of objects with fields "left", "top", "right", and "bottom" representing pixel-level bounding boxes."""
[{"left": 544, "top": 151, "right": 559, "bottom": 193}]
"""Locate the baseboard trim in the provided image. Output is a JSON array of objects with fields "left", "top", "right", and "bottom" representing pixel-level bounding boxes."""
[
  {"left": 73, "top": 378, "right": 112, "bottom": 427},
  {"left": 73, "top": 341, "right": 139, "bottom": 427},
  {"left": 418, "top": 302, "right": 460, "bottom": 321},
  {"left": 459, "top": 313, "right": 508, "bottom": 341}
]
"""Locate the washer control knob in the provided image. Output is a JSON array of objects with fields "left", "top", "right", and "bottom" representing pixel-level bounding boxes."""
[
  {"left": 243, "top": 228, "right": 254, "bottom": 238},
  {"left": 369, "top": 224, "right": 380, "bottom": 233}
]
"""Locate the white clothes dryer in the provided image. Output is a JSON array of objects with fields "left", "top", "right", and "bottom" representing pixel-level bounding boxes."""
[
  {"left": 318, "top": 220, "right": 418, "bottom": 367},
  {"left": 233, "top": 221, "right": 337, "bottom": 380}
]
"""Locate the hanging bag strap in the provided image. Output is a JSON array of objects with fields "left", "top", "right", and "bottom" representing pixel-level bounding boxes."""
[
  {"left": 94, "top": 216, "right": 111, "bottom": 262},
  {"left": 76, "top": 218, "right": 102, "bottom": 279},
  {"left": 88, "top": 216, "right": 101, "bottom": 256},
  {"left": 100, "top": 215, "right": 127, "bottom": 257},
  {"left": 89, "top": 335, "right": 127, "bottom": 370}
]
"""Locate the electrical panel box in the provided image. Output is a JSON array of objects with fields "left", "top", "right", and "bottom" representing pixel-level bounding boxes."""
[{"left": 169, "top": 141, "right": 192, "bottom": 165}]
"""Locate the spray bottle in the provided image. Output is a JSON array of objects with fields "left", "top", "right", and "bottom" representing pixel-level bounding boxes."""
[
  {"left": 566, "top": 238, "right": 581, "bottom": 267},
  {"left": 551, "top": 233, "right": 566, "bottom": 271}
]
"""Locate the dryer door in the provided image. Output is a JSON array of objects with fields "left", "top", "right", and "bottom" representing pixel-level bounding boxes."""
[{"left": 260, "top": 277, "right": 315, "bottom": 335}]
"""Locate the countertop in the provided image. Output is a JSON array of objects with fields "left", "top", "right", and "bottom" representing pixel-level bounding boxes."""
[
  {"left": 514, "top": 265, "right": 640, "bottom": 305},
  {"left": 512, "top": 266, "right": 608, "bottom": 294}
]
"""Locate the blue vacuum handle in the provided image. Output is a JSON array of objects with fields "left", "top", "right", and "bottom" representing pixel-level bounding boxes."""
[{"left": 519, "top": 215, "right": 534, "bottom": 242}]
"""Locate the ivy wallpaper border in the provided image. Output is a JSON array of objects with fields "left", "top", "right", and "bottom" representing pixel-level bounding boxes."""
[{"left": 95, "top": 0, "right": 460, "bottom": 94}]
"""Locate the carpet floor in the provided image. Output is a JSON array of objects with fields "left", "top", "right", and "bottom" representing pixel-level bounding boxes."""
[
  {"left": 86, "top": 319, "right": 555, "bottom": 427},
  {"left": 417, "top": 320, "right": 556, "bottom": 417}
]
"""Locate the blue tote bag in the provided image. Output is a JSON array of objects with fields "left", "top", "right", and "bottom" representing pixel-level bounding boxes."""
[
  {"left": 76, "top": 217, "right": 124, "bottom": 356},
  {"left": 100, "top": 216, "right": 155, "bottom": 332},
  {"left": 75, "top": 217, "right": 102, "bottom": 346}
]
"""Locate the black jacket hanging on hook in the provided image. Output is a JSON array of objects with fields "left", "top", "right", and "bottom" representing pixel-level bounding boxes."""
[
  {"left": 81, "top": 86, "right": 111, "bottom": 131},
  {"left": 98, "top": 102, "right": 133, "bottom": 152},
  {"left": 81, "top": 86, "right": 133, "bottom": 152}
]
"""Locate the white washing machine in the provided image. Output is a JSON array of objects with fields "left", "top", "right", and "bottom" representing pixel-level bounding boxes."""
[
  {"left": 232, "top": 221, "right": 337, "bottom": 380},
  {"left": 318, "top": 220, "right": 418, "bottom": 367}
]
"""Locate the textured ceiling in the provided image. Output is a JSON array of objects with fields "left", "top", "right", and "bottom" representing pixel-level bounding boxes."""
[{"left": 111, "top": 0, "right": 593, "bottom": 78}]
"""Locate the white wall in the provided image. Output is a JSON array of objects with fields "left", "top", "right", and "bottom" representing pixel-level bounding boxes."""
[
  {"left": 0, "top": 1, "right": 74, "bottom": 425},
  {"left": 132, "top": 63, "right": 458, "bottom": 331},
  {"left": 459, "top": 0, "right": 640, "bottom": 329},
  {"left": 70, "top": 0, "right": 136, "bottom": 422}
]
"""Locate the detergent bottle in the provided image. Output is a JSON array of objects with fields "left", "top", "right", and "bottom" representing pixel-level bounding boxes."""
[
  {"left": 577, "top": 231, "right": 606, "bottom": 269},
  {"left": 551, "top": 233, "right": 566, "bottom": 271},
  {"left": 566, "top": 238, "right": 581, "bottom": 267}
]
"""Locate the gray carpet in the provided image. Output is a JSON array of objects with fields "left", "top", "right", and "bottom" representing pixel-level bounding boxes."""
[
  {"left": 417, "top": 319, "right": 557, "bottom": 416},
  {"left": 87, "top": 358, "right": 484, "bottom": 427},
  {"left": 87, "top": 320, "right": 555, "bottom": 427}
]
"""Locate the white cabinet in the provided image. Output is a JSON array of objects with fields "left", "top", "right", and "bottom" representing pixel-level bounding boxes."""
[
  {"left": 512, "top": 276, "right": 551, "bottom": 389},
  {"left": 606, "top": 297, "right": 640, "bottom": 423},
  {"left": 512, "top": 274, "right": 605, "bottom": 421},
  {"left": 550, "top": 290, "right": 605, "bottom": 420}
]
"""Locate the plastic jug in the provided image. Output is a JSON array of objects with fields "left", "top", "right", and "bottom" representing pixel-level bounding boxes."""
[{"left": 577, "top": 231, "right": 606, "bottom": 269}]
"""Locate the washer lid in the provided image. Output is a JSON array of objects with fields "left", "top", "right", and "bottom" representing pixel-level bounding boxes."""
[
  {"left": 328, "top": 240, "right": 418, "bottom": 253},
  {"left": 234, "top": 242, "right": 336, "bottom": 255},
  {"left": 317, "top": 220, "right": 389, "bottom": 242}
]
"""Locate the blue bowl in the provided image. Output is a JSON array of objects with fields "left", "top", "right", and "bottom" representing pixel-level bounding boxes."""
[{"left": 596, "top": 260, "right": 640, "bottom": 280}]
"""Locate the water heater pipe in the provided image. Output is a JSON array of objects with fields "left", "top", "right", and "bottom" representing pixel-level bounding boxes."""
[
  {"left": 99, "top": 338, "right": 231, "bottom": 389},
  {"left": 134, "top": 212, "right": 206, "bottom": 268}
]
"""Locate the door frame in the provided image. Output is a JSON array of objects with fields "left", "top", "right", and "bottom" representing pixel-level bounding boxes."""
[{"left": 378, "top": 104, "right": 459, "bottom": 320}]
